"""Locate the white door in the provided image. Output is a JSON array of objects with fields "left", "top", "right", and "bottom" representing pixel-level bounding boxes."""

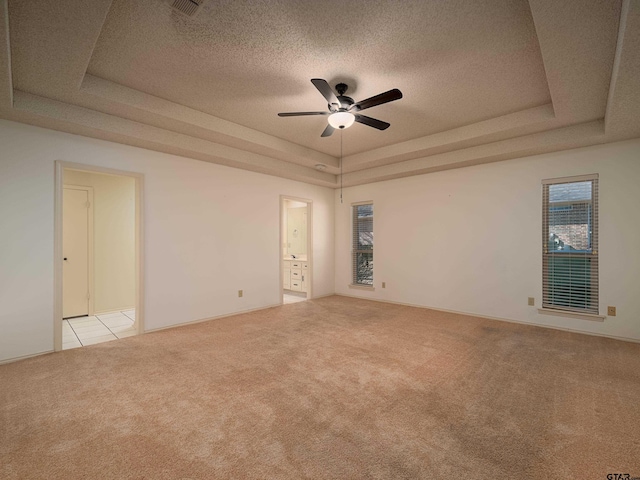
[{"left": 63, "top": 188, "right": 89, "bottom": 318}]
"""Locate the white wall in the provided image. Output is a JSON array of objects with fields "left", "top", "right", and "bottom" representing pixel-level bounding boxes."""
[
  {"left": 335, "top": 139, "right": 640, "bottom": 341},
  {"left": 64, "top": 169, "right": 136, "bottom": 313},
  {"left": 2, "top": 116, "right": 638, "bottom": 363},
  {"left": 0, "top": 119, "right": 335, "bottom": 362}
]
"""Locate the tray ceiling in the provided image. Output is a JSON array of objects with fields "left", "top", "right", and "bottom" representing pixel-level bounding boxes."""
[{"left": 1, "top": 0, "right": 639, "bottom": 187}]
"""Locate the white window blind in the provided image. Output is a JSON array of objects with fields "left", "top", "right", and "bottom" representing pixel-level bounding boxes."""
[
  {"left": 542, "top": 175, "right": 598, "bottom": 314},
  {"left": 352, "top": 203, "right": 373, "bottom": 285}
]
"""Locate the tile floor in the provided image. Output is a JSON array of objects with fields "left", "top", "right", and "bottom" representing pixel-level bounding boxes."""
[
  {"left": 63, "top": 309, "right": 136, "bottom": 350},
  {"left": 283, "top": 291, "right": 307, "bottom": 304}
]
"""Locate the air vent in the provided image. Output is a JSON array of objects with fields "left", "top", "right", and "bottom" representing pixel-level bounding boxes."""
[{"left": 171, "top": 0, "right": 202, "bottom": 17}]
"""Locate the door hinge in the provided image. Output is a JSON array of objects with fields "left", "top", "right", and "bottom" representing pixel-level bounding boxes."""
[
  {"left": 87, "top": 292, "right": 90, "bottom": 299},
  {"left": 85, "top": 201, "right": 91, "bottom": 208}
]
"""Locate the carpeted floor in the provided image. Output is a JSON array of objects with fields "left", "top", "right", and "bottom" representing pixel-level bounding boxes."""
[{"left": 1, "top": 296, "right": 639, "bottom": 479}]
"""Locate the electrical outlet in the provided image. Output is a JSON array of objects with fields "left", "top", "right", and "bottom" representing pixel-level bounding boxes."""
[
  {"left": 607, "top": 306, "right": 616, "bottom": 316},
  {"left": 238, "top": 290, "right": 243, "bottom": 298},
  {"left": 528, "top": 297, "right": 535, "bottom": 306},
  {"left": 382, "top": 282, "right": 386, "bottom": 288}
]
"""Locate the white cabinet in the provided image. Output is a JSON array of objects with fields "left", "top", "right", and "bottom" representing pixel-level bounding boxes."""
[
  {"left": 283, "top": 259, "right": 308, "bottom": 292},
  {"left": 301, "top": 263, "right": 308, "bottom": 292}
]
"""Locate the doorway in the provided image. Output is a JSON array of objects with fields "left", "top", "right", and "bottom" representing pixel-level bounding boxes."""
[
  {"left": 280, "top": 196, "right": 312, "bottom": 304},
  {"left": 54, "top": 162, "right": 144, "bottom": 351}
]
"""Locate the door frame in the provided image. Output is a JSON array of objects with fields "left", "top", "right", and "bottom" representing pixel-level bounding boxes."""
[
  {"left": 279, "top": 195, "right": 313, "bottom": 303},
  {"left": 62, "top": 184, "right": 95, "bottom": 318},
  {"left": 54, "top": 161, "right": 145, "bottom": 351}
]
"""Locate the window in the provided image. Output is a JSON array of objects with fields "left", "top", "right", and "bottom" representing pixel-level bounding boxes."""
[
  {"left": 542, "top": 175, "right": 598, "bottom": 314},
  {"left": 352, "top": 203, "right": 373, "bottom": 285}
]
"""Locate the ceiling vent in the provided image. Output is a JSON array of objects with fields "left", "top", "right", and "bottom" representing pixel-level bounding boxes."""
[{"left": 170, "top": 0, "right": 203, "bottom": 17}]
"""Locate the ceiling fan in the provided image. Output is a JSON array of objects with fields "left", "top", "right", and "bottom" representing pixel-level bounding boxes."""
[{"left": 278, "top": 79, "right": 403, "bottom": 137}]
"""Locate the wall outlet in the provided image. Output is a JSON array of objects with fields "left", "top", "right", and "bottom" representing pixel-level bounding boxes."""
[
  {"left": 607, "top": 306, "right": 616, "bottom": 316},
  {"left": 238, "top": 290, "right": 243, "bottom": 298},
  {"left": 528, "top": 297, "right": 535, "bottom": 306},
  {"left": 382, "top": 282, "right": 386, "bottom": 288}
]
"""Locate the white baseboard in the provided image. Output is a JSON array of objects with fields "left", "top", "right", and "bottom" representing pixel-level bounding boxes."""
[
  {"left": 144, "top": 303, "right": 282, "bottom": 333},
  {"left": 334, "top": 293, "right": 640, "bottom": 344},
  {"left": 7, "top": 294, "right": 634, "bottom": 366},
  {"left": 307, "top": 292, "right": 335, "bottom": 300},
  {"left": 143, "top": 293, "right": 342, "bottom": 334},
  {"left": 2, "top": 304, "right": 280, "bottom": 364},
  {"left": 0, "top": 349, "right": 55, "bottom": 365}
]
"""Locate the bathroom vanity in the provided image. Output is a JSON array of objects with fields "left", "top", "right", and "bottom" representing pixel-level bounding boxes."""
[{"left": 283, "top": 259, "right": 308, "bottom": 292}]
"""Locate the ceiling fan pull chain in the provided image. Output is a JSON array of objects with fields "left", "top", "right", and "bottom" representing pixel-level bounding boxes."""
[{"left": 340, "top": 129, "right": 343, "bottom": 204}]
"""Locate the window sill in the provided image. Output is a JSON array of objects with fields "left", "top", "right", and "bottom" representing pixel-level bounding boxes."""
[
  {"left": 349, "top": 284, "right": 375, "bottom": 291},
  {"left": 537, "top": 308, "right": 605, "bottom": 322}
]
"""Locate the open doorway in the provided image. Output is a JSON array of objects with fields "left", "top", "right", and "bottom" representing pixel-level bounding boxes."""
[
  {"left": 54, "top": 162, "right": 144, "bottom": 351},
  {"left": 280, "top": 196, "right": 312, "bottom": 304}
]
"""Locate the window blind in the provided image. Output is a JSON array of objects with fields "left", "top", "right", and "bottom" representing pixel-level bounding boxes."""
[
  {"left": 352, "top": 203, "right": 373, "bottom": 285},
  {"left": 542, "top": 175, "right": 598, "bottom": 314}
]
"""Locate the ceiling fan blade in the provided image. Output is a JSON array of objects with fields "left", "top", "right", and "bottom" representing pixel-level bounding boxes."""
[
  {"left": 278, "top": 111, "right": 329, "bottom": 117},
  {"left": 351, "top": 89, "right": 403, "bottom": 112},
  {"left": 354, "top": 114, "right": 390, "bottom": 130},
  {"left": 321, "top": 124, "right": 335, "bottom": 137},
  {"left": 311, "top": 78, "right": 340, "bottom": 106}
]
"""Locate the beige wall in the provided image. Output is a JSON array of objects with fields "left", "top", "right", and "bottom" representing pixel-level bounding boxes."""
[
  {"left": 0, "top": 119, "right": 335, "bottom": 362},
  {"left": 284, "top": 199, "right": 308, "bottom": 257},
  {"left": 64, "top": 169, "right": 135, "bottom": 313},
  {"left": 282, "top": 199, "right": 308, "bottom": 258},
  {"left": 286, "top": 206, "right": 307, "bottom": 256},
  {"left": 335, "top": 138, "right": 640, "bottom": 342}
]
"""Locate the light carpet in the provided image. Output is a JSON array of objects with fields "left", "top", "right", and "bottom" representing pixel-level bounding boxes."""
[{"left": 1, "top": 296, "right": 639, "bottom": 479}]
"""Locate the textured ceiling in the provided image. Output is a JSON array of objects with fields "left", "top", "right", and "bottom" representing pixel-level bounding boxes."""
[
  {"left": 1, "top": 0, "right": 638, "bottom": 188},
  {"left": 86, "top": 0, "right": 551, "bottom": 156}
]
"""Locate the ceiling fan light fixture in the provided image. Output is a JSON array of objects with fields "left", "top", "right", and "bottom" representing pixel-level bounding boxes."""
[
  {"left": 278, "top": 79, "right": 402, "bottom": 137},
  {"left": 328, "top": 111, "right": 355, "bottom": 129}
]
